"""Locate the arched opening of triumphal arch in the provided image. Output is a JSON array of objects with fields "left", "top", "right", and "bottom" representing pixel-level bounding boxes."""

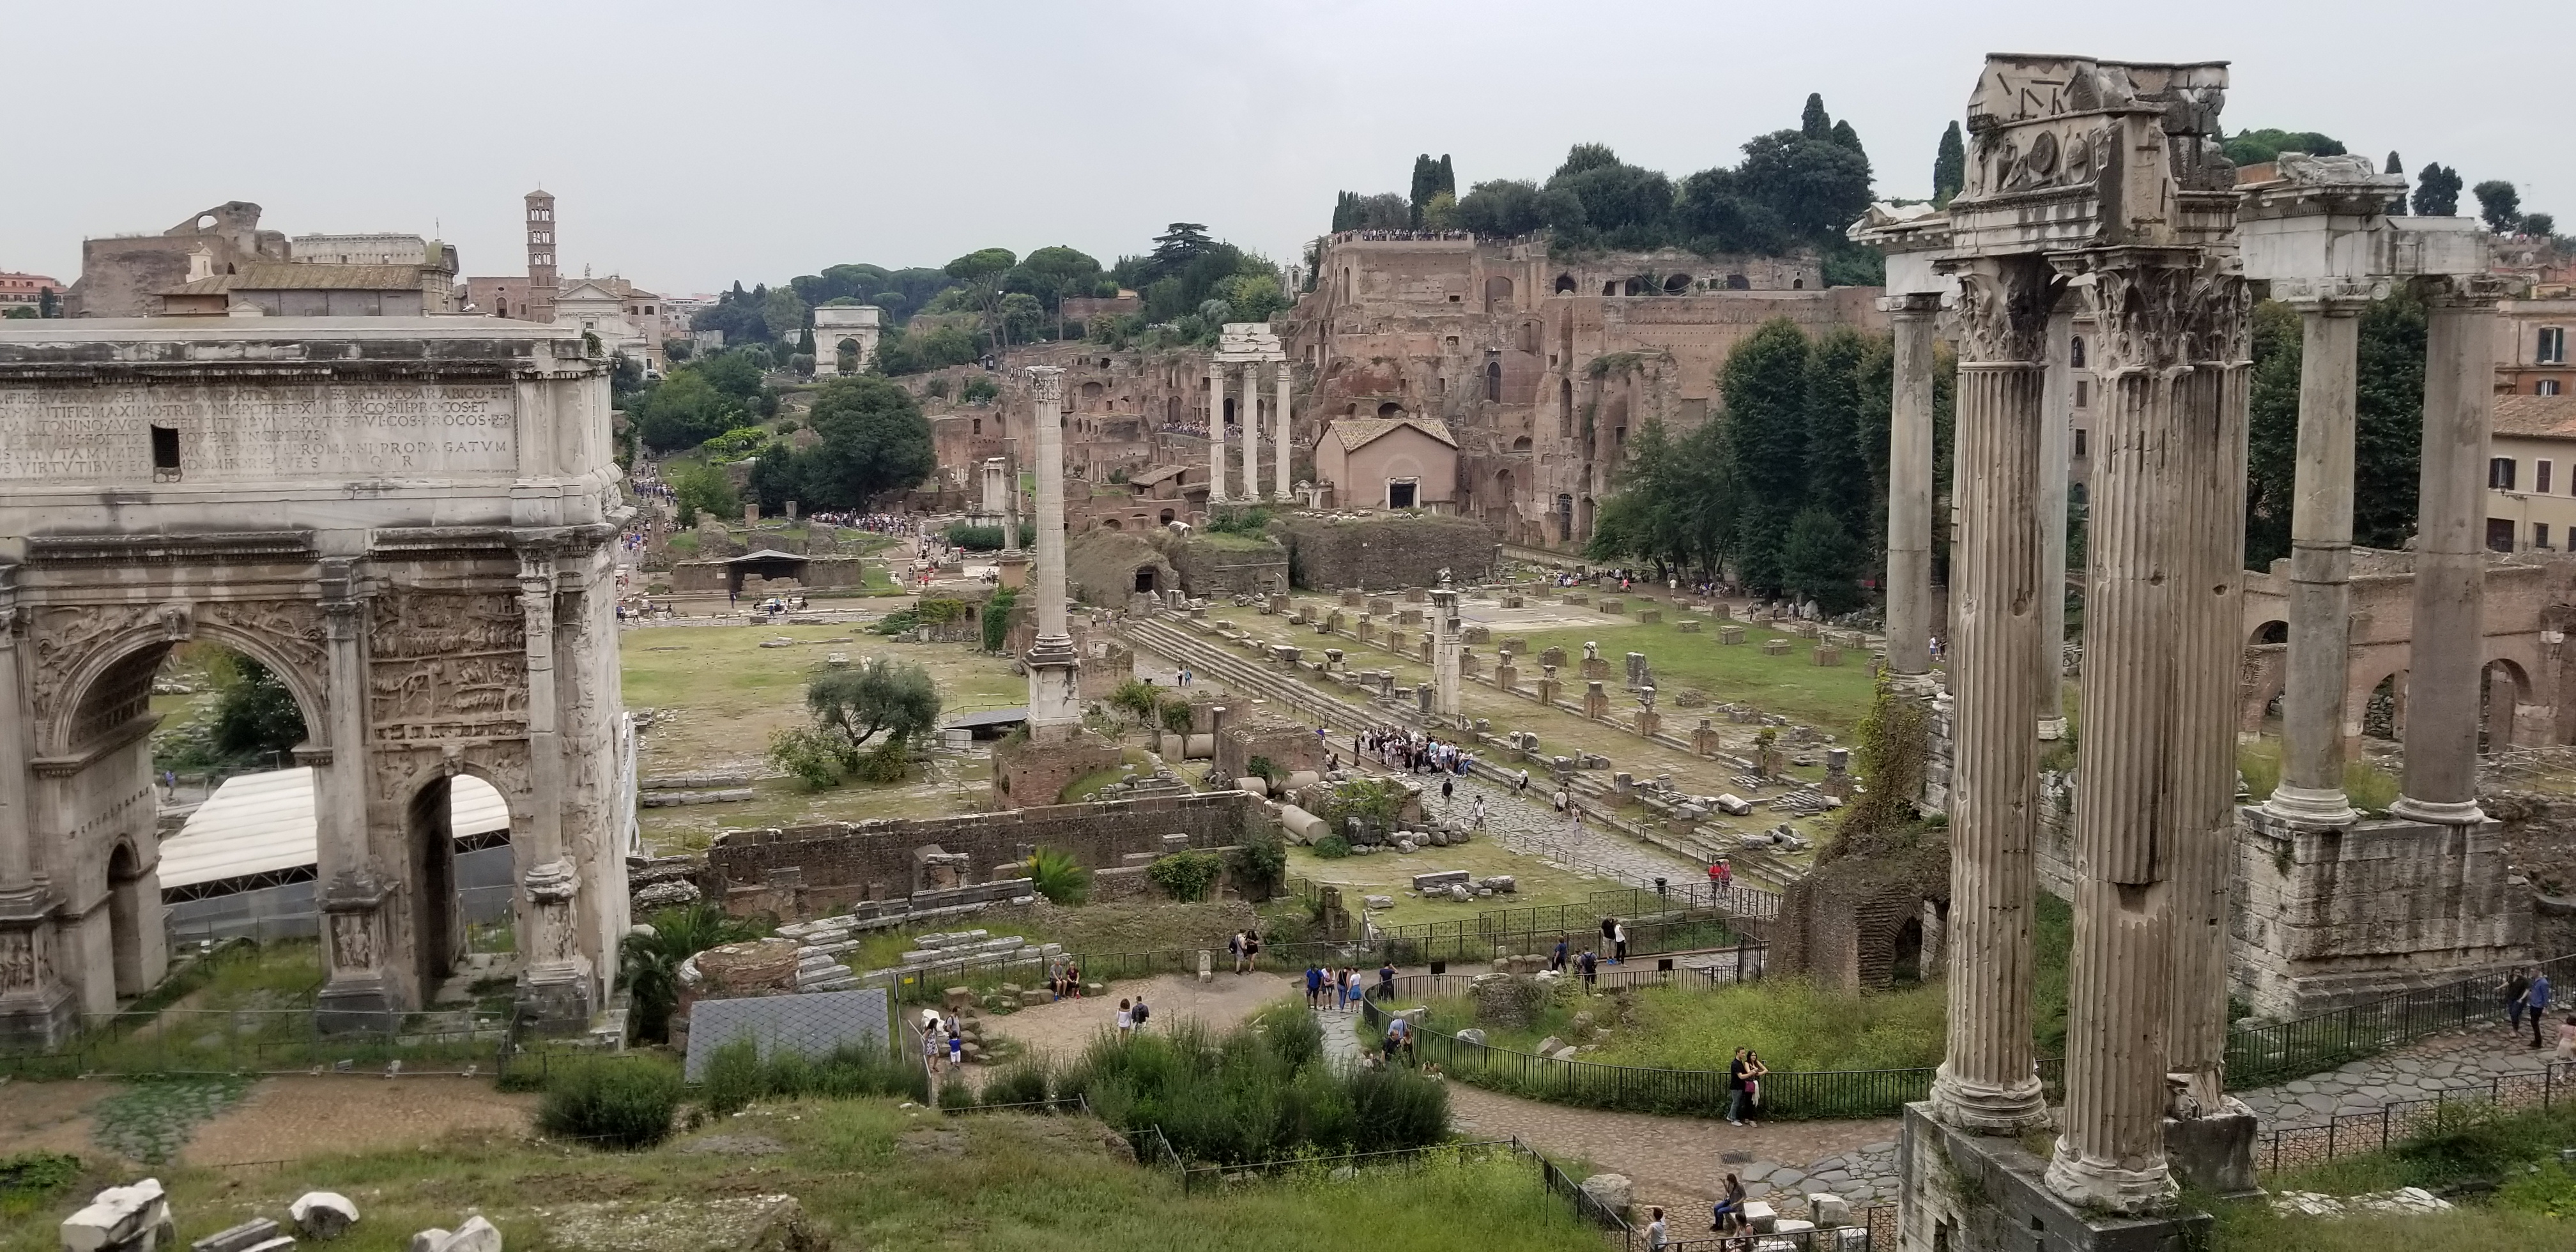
[{"left": 1, "top": 318, "right": 631, "bottom": 1049}]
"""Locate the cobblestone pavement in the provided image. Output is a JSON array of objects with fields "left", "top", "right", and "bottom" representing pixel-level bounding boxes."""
[{"left": 2230, "top": 1023, "right": 2573, "bottom": 1124}]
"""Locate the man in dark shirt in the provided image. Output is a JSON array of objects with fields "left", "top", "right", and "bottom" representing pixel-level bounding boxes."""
[
  {"left": 1579, "top": 948, "right": 1597, "bottom": 990},
  {"left": 1378, "top": 961, "right": 1396, "bottom": 1000},
  {"left": 1726, "top": 1048, "right": 1751, "bottom": 1125}
]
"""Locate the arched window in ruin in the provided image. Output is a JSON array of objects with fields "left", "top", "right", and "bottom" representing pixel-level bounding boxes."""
[
  {"left": 2070, "top": 336, "right": 2087, "bottom": 369},
  {"left": 1725, "top": 274, "right": 1750, "bottom": 290},
  {"left": 1100, "top": 517, "right": 1122, "bottom": 530},
  {"left": 1793, "top": 278, "right": 1805, "bottom": 289},
  {"left": 1165, "top": 397, "right": 1180, "bottom": 425},
  {"left": 1377, "top": 402, "right": 1404, "bottom": 418},
  {"left": 1483, "top": 275, "right": 1513, "bottom": 312},
  {"left": 1554, "top": 273, "right": 1576, "bottom": 294},
  {"left": 1663, "top": 273, "right": 1692, "bottom": 294},
  {"left": 1511, "top": 436, "right": 1532, "bottom": 452},
  {"left": 2250, "top": 620, "right": 2288, "bottom": 646},
  {"left": 1555, "top": 493, "right": 1575, "bottom": 542},
  {"left": 1519, "top": 321, "right": 1539, "bottom": 354},
  {"left": 1623, "top": 277, "right": 1649, "bottom": 296},
  {"left": 2482, "top": 658, "right": 2533, "bottom": 751},
  {"left": 2363, "top": 673, "right": 2405, "bottom": 740},
  {"left": 1485, "top": 361, "right": 1502, "bottom": 402},
  {"left": 1602, "top": 282, "right": 1618, "bottom": 296},
  {"left": 836, "top": 338, "right": 861, "bottom": 374},
  {"left": 1081, "top": 381, "right": 1105, "bottom": 409}
]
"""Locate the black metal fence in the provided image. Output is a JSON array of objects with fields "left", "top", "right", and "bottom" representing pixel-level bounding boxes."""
[
  {"left": 2255, "top": 1060, "right": 2576, "bottom": 1176},
  {"left": 2223, "top": 950, "right": 2576, "bottom": 1088}
]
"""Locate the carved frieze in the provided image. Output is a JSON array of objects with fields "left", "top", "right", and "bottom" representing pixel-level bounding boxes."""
[
  {"left": 369, "top": 592, "right": 528, "bottom": 744},
  {"left": 25, "top": 602, "right": 156, "bottom": 728},
  {"left": 1950, "top": 258, "right": 2056, "bottom": 365},
  {"left": 2082, "top": 257, "right": 2250, "bottom": 374}
]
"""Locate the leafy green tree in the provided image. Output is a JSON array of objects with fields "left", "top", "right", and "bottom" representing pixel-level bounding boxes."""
[
  {"left": 664, "top": 460, "right": 738, "bottom": 528},
  {"left": 1420, "top": 190, "right": 1461, "bottom": 231},
  {"left": 620, "top": 904, "right": 758, "bottom": 1042},
  {"left": 1331, "top": 190, "right": 1361, "bottom": 231},
  {"left": 1932, "top": 121, "right": 1966, "bottom": 208},
  {"left": 1456, "top": 179, "right": 1542, "bottom": 236},
  {"left": 1780, "top": 507, "right": 1867, "bottom": 614},
  {"left": 1800, "top": 93, "right": 1832, "bottom": 139},
  {"left": 1549, "top": 160, "right": 1675, "bottom": 246},
  {"left": 694, "top": 350, "right": 765, "bottom": 400},
  {"left": 211, "top": 657, "right": 307, "bottom": 761},
  {"left": 2413, "top": 164, "right": 2462, "bottom": 217},
  {"left": 944, "top": 247, "right": 1017, "bottom": 288},
  {"left": 1553, "top": 142, "right": 1623, "bottom": 181},
  {"left": 37, "top": 287, "right": 60, "bottom": 317},
  {"left": 1146, "top": 224, "right": 1213, "bottom": 275},
  {"left": 634, "top": 371, "right": 740, "bottom": 451},
  {"left": 760, "top": 287, "right": 808, "bottom": 341},
  {"left": 1409, "top": 153, "right": 1455, "bottom": 225},
  {"left": 1722, "top": 319, "right": 1818, "bottom": 593},
  {"left": 2522, "top": 212, "right": 2556, "bottom": 240},
  {"left": 807, "top": 657, "right": 941, "bottom": 763},
  {"left": 1008, "top": 245, "right": 1103, "bottom": 314},
  {"left": 1674, "top": 167, "right": 1784, "bottom": 254},
  {"left": 751, "top": 374, "right": 934, "bottom": 510},
  {"left": 2472, "top": 180, "right": 2522, "bottom": 233},
  {"left": 2, "top": 307, "right": 33, "bottom": 321},
  {"left": 1736, "top": 130, "right": 1874, "bottom": 243},
  {"left": 2243, "top": 294, "right": 2426, "bottom": 566},
  {"left": 1804, "top": 328, "right": 1875, "bottom": 528},
  {"left": 1829, "top": 119, "right": 1862, "bottom": 154},
  {"left": 2221, "top": 128, "right": 2345, "bottom": 166}
]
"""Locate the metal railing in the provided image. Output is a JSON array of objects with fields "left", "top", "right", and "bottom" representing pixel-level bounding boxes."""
[
  {"left": 2256, "top": 1060, "right": 2576, "bottom": 1177},
  {"left": 2223, "top": 950, "right": 2576, "bottom": 1087}
]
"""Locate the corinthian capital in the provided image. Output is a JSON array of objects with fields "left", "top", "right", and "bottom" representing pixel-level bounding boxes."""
[
  {"left": 1025, "top": 365, "right": 1064, "bottom": 404},
  {"left": 1946, "top": 256, "right": 2055, "bottom": 365},
  {"left": 2074, "top": 249, "right": 2246, "bottom": 372}
]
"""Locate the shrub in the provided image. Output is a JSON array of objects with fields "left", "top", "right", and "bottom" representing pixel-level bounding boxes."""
[
  {"left": 848, "top": 738, "right": 912, "bottom": 784},
  {"left": 937, "top": 1074, "right": 976, "bottom": 1110},
  {"left": 1245, "top": 755, "right": 1276, "bottom": 781},
  {"left": 1027, "top": 846, "right": 1091, "bottom": 905},
  {"left": 924, "top": 376, "right": 952, "bottom": 399},
  {"left": 537, "top": 1058, "right": 686, "bottom": 1149},
  {"left": 870, "top": 607, "right": 920, "bottom": 636},
  {"left": 962, "top": 375, "right": 999, "bottom": 404},
  {"left": 1312, "top": 834, "right": 1353, "bottom": 860},
  {"left": 981, "top": 586, "right": 1018, "bottom": 652},
  {"left": 945, "top": 523, "right": 1006, "bottom": 551},
  {"left": 1109, "top": 678, "right": 1161, "bottom": 725},
  {"left": 0, "top": 1152, "right": 83, "bottom": 1218},
  {"left": 983, "top": 1060, "right": 1052, "bottom": 1107},
  {"left": 768, "top": 726, "right": 843, "bottom": 790},
  {"left": 1159, "top": 698, "right": 1197, "bottom": 736},
  {"left": 619, "top": 904, "right": 760, "bottom": 1044},
  {"left": 1228, "top": 826, "right": 1287, "bottom": 900},
  {"left": 1147, "top": 850, "right": 1223, "bottom": 902},
  {"left": 701, "top": 1037, "right": 765, "bottom": 1117}
]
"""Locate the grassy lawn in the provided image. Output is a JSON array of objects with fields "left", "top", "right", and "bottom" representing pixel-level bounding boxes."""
[
  {"left": 1506, "top": 615, "right": 1878, "bottom": 734},
  {"left": 1286, "top": 843, "right": 1604, "bottom": 930},
  {"left": 0, "top": 1097, "right": 1605, "bottom": 1252},
  {"left": 2202, "top": 1103, "right": 2576, "bottom": 1250},
  {"left": 623, "top": 625, "right": 1027, "bottom": 852},
  {"left": 2235, "top": 735, "right": 2401, "bottom": 814}
]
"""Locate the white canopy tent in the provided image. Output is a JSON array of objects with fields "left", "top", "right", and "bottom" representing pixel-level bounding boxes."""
[{"left": 159, "top": 767, "right": 510, "bottom": 896}]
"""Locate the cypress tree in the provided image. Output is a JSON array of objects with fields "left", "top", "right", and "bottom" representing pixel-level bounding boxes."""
[
  {"left": 1829, "top": 119, "right": 1863, "bottom": 155},
  {"left": 1933, "top": 121, "right": 1966, "bottom": 208},
  {"left": 1801, "top": 93, "right": 1832, "bottom": 139},
  {"left": 1438, "top": 153, "right": 1456, "bottom": 198},
  {"left": 2384, "top": 151, "right": 2407, "bottom": 215},
  {"left": 2412, "top": 164, "right": 2461, "bottom": 217}
]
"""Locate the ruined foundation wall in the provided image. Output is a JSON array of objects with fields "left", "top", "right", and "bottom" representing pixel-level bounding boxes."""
[{"left": 1272, "top": 513, "right": 1498, "bottom": 591}]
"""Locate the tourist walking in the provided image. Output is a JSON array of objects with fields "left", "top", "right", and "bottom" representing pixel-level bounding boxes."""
[
  {"left": 1613, "top": 920, "right": 1629, "bottom": 963},
  {"left": 923, "top": 1018, "right": 945, "bottom": 1076},
  {"left": 1441, "top": 777, "right": 1453, "bottom": 810},
  {"left": 1306, "top": 963, "right": 1324, "bottom": 1009},
  {"left": 1116, "top": 998, "right": 1135, "bottom": 1039},
  {"left": 1645, "top": 1207, "right": 1667, "bottom": 1251},
  {"left": 1471, "top": 795, "right": 1487, "bottom": 830},
  {"left": 1378, "top": 959, "right": 1397, "bottom": 1000},
  {"left": 1516, "top": 768, "right": 1529, "bottom": 793},
  {"left": 2506, "top": 966, "right": 2534, "bottom": 1034},
  {"left": 1131, "top": 996, "right": 1150, "bottom": 1033},
  {"left": 1551, "top": 934, "right": 1569, "bottom": 973},
  {"left": 1579, "top": 947, "right": 1597, "bottom": 991},
  {"left": 2556, "top": 1014, "right": 2576, "bottom": 1062},
  {"left": 1229, "top": 931, "right": 1247, "bottom": 974},
  {"left": 1725, "top": 1048, "right": 1752, "bottom": 1125},
  {"left": 2527, "top": 971, "right": 2554, "bottom": 1048}
]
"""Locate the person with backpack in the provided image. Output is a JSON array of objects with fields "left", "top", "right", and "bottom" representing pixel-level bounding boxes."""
[
  {"left": 1130, "top": 996, "right": 1151, "bottom": 1032},
  {"left": 1305, "top": 963, "right": 1324, "bottom": 1009}
]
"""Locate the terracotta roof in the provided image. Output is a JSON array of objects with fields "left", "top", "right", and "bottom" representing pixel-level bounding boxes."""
[
  {"left": 1326, "top": 416, "right": 1457, "bottom": 452},
  {"left": 2492, "top": 395, "right": 2576, "bottom": 441},
  {"left": 167, "top": 263, "right": 432, "bottom": 294}
]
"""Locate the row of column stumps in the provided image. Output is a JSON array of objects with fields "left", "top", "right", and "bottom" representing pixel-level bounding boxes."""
[{"left": 1204, "top": 358, "right": 1292, "bottom": 503}]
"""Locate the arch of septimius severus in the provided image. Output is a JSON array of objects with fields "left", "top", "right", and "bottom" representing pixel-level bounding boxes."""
[
  {"left": 1857, "top": 52, "right": 2526, "bottom": 1252},
  {"left": 0, "top": 317, "right": 629, "bottom": 1047}
]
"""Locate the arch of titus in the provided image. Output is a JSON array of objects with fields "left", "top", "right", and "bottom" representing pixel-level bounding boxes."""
[
  {"left": 0, "top": 318, "right": 629, "bottom": 1047},
  {"left": 1862, "top": 54, "right": 2527, "bottom": 1249}
]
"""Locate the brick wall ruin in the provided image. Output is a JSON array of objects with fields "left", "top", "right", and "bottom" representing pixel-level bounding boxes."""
[{"left": 1272, "top": 512, "right": 1498, "bottom": 590}]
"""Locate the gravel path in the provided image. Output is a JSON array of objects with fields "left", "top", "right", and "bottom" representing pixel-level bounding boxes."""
[{"left": 2230, "top": 1023, "right": 2575, "bottom": 1125}]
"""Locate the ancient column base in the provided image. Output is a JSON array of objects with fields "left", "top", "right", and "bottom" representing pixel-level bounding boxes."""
[
  {"left": 2163, "top": 1101, "right": 2262, "bottom": 1200},
  {"left": 2043, "top": 1143, "right": 2174, "bottom": 1216},
  {"left": 314, "top": 876, "right": 399, "bottom": 1036},
  {"left": 0, "top": 890, "right": 77, "bottom": 1051},
  {"left": 514, "top": 861, "right": 597, "bottom": 1034},
  {"left": 1897, "top": 1105, "right": 2209, "bottom": 1252},
  {"left": 2036, "top": 716, "right": 2067, "bottom": 742},
  {"left": 313, "top": 977, "right": 399, "bottom": 1035},
  {"left": 2259, "top": 783, "right": 2358, "bottom": 830},
  {"left": 2233, "top": 805, "right": 2530, "bottom": 1018},
  {"left": 516, "top": 964, "right": 597, "bottom": 1034},
  {"left": 1024, "top": 636, "right": 1083, "bottom": 746},
  {"left": 1928, "top": 1064, "right": 2049, "bottom": 1134},
  {"left": 2388, "top": 794, "right": 2487, "bottom": 827}
]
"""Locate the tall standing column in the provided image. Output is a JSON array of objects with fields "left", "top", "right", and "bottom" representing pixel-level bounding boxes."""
[
  {"left": 2047, "top": 254, "right": 2218, "bottom": 1213},
  {"left": 1207, "top": 366, "right": 1229, "bottom": 505},
  {"left": 1926, "top": 257, "right": 2051, "bottom": 1134},
  {"left": 0, "top": 571, "right": 73, "bottom": 1046},
  {"left": 1240, "top": 363, "right": 1261, "bottom": 498},
  {"left": 516, "top": 551, "right": 591, "bottom": 1024},
  {"left": 2036, "top": 307, "right": 2074, "bottom": 740},
  {"left": 1025, "top": 367, "right": 1082, "bottom": 742},
  {"left": 313, "top": 560, "right": 399, "bottom": 1030},
  {"left": 2168, "top": 271, "right": 2253, "bottom": 1113},
  {"left": 2393, "top": 277, "right": 2505, "bottom": 824},
  {"left": 1883, "top": 294, "right": 1939, "bottom": 689},
  {"left": 1273, "top": 357, "right": 1292, "bottom": 500},
  {"left": 1002, "top": 452, "right": 1021, "bottom": 553},
  {"left": 1431, "top": 580, "right": 1462, "bottom": 721},
  {"left": 2264, "top": 298, "right": 2368, "bottom": 825}
]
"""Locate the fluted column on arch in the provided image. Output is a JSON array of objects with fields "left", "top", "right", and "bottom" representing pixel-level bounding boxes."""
[{"left": 1925, "top": 254, "right": 2053, "bottom": 1135}]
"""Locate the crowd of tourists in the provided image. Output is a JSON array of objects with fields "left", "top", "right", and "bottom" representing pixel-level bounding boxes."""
[
  {"left": 2501, "top": 965, "right": 2576, "bottom": 1055},
  {"left": 1353, "top": 726, "right": 1474, "bottom": 777}
]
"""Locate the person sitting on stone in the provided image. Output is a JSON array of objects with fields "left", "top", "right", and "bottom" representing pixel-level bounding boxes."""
[{"left": 1712, "top": 1173, "right": 1746, "bottom": 1232}]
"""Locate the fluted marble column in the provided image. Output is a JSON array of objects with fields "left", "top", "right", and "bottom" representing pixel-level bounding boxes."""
[
  {"left": 1207, "top": 367, "right": 1228, "bottom": 505},
  {"left": 2048, "top": 256, "right": 2213, "bottom": 1212},
  {"left": 1431, "top": 580, "right": 1462, "bottom": 721},
  {"left": 1273, "top": 358, "right": 1292, "bottom": 499},
  {"left": 1883, "top": 294, "right": 1940, "bottom": 689},
  {"left": 2394, "top": 277, "right": 2505, "bottom": 823},
  {"left": 2037, "top": 308, "right": 2073, "bottom": 739},
  {"left": 1241, "top": 363, "right": 1261, "bottom": 498},
  {"left": 1025, "top": 367, "right": 1082, "bottom": 742},
  {"left": 2168, "top": 273, "right": 2251, "bottom": 1111},
  {"left": 1926, "top": 257, "right": 2051, "bottom": 1134},
  {"left": 2265, "top": 298, "right": 2368, "bottom": 826}
]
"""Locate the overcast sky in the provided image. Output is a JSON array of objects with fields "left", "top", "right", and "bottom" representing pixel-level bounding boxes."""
[{"left": 7, "top": 1, "right": 2565, "bottom": 296}]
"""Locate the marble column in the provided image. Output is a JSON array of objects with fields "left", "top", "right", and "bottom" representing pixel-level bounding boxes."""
[
  {"left": 1001, "top": 451, "right": 1020, "bottom": 553},
  {"left": 2393, "top": 277, "right": 2505, "bottom": 824},
  {"left": 2048, "top": 254, "right": 2226, "bottom": 1213},
  {"left": 516, "top": 551, "right": 590, "bottom": 1022},
  {"left": 1431, "top": 581, "right": 1462, "bottom": 721},
  {"left": 1207, "top": 366, "right": 1228, "bottom": 505},
  {"left": 314, "top": 560, "right": 396, "bottom": 1029},
  {"left": 2036, "top": 308, "right": 2074, "bottom": 740},
  {"left": 2168, "top": 271, "right": 2252, "bottom": 1111},
  {"left": 2263, "top": 296, "right": 2368, "bottom": 826},
  {"left": 1240, "top": 363, "right": 1261, "bottom": 498},
  {"left": 1025, "top": 366, "right": 1082, "bottom": 742},
  {"left": 1883, "top": 294, "right": 1940, "bottom": 689},
  {"left": 1273, "top": 358, "right": 1292, "bottom": 499},
  {"left": 1926, "top": 257, "right": 2051, "bottom": 1134}
]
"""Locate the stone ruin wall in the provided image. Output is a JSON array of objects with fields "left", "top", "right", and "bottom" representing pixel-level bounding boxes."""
[
  {"left": 705, "top": 790, "right": 1268, "bottom": 916},
  {"left": 668, "top": 556, "right": 874, "bottom": 593},
  {"left": 1169, "top": 535, "right": 1288, "bottom": 597},
  {"left": 1271, "top": 512, "right": 1498, "bottom": 591}
]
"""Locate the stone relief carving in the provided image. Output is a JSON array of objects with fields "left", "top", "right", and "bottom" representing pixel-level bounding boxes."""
[
  {"left": 2273, "top": 151, "right": 2389, "bottom": 187},
  {"left": 328, "top": 910, "right": 376, "bottom": 972},
  {"left": 26, "top": 602, "right": 156, "bottom": 726},
  {"left": 196, "top": 598, "right": 329, "bottom": 683},
  {"left": 370, "top": 592, "right": 529, "bottom": 743},
  {"left": 0, "top": 928, "right": 49, "bottom": 993}
]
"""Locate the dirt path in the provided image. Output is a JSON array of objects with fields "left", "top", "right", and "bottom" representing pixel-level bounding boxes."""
[
  {"left": 1441, "top": 1083, "right": 1898, "bottom": 1216},
  {"left": 980, "top": 971, "right": 1300, "bottom": 1065},
  {"left": 181, "top": 1076, "right": 538, "bottom": 1166},
  {"left": 0, "top": 1078, "right": 112, "bottom": 1156}
]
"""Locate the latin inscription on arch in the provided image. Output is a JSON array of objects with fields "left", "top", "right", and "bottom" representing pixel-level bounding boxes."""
[{"left": 0, "top": 381, "right": 518, "bottom": 481}]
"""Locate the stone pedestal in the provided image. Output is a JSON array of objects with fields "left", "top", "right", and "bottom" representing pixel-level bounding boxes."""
[
  {"left": 1896, "top": 1105, "right": 2210, "bottom": 1252},
  {"left": 2164, "top": 1101, "right": 2262, "bottom": 1200},
  {"left": 1692, "top": 720, "right": 1720, "bottom": 756},
  {"left": 1720, "top": 625, "right": 1745, "bottom": 645},
  {"left": 2232, "top": 805, "right": 2529, "bottom": 1017},
  {"left": 1581, "top": 657, "right": 1610, "bottom": 681},
  {"left": 0, "top": 889, "right": 75, "bottom": 1050},
  {"left": 1583, "top": 682, "right": 1609, "bottom": 721},
  {"left": 1493, "top": 662, "right": 1517, "bottom": 692},
  {"left": 1633, "top": 709, "right": 1660, "bottom": 738},
  {"left": 1537, "top": 675, "right": 1561, "bottom": 706}
]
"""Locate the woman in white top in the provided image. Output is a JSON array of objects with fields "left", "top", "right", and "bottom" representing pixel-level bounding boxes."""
[{"left": 1116, "top": 998, "right": 1135, "bottom": 1038}]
